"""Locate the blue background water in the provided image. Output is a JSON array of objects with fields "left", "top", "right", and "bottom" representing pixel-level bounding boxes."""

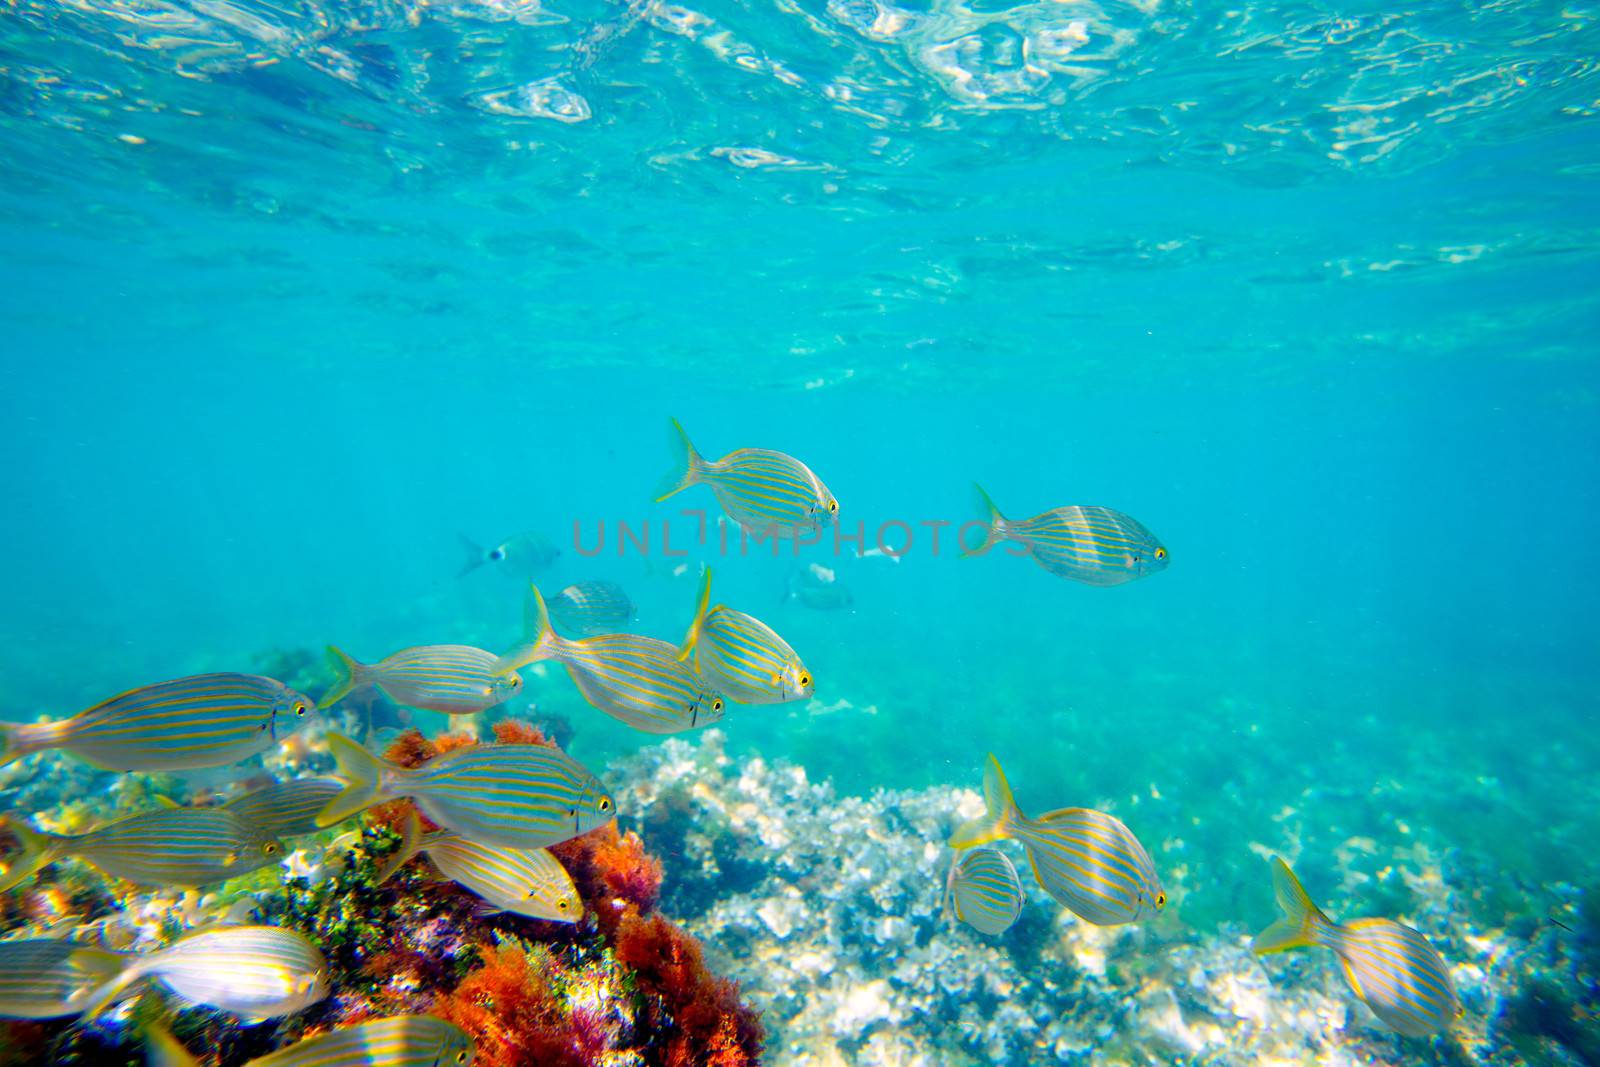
[{"left": 2, "top": 0, "right": 1598, "bottom": 933}]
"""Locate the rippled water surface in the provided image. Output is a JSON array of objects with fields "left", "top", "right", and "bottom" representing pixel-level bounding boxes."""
[{"left": 4, "top": 0, "right": 1599, "bottom": 379}]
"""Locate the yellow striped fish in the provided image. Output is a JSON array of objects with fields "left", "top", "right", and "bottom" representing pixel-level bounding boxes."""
[
  {"left": 316, "top": 732, "right": 614, "bottom": 850},
  {"left": 654, "top": 418, "right": 837, "bottom": 538},
  {"left": 223, "top": 777, "right": 346, "bottom": 838},
  {"left": 494, "top": 585, "right": 724, "bottom": 734},
  {"left": 964, "top": 484, "right": 1168, "bottom": 586},
  {"left": 949, "top": 755, "right": 1164, "bottom": 926},
  {"left": 0, "top": 809, "right": 283, "bottom": 892},
  {"left": 378, "top": 811, "right": 580, "bottom": 923},
  {"left": 79, "top": 925, "right": 326, "bottom": 1022},
  {"left": 679, "top": 569, "right": 812, "bottom": 705},
  {"left": 548, "top": 580, "right": 638, "bottom": 638},
  {"left": 319, "top": 645, "right": 522, "bottom": 715},
  {"left": 0, "top": 939, "right": 127, "bottom": 1019},
  {"left": 149, "top": 1014, "right": 475, "bottom": 1067},
  {"left": 944, "top": 848, "right": 1024, "bottom": 936},
  {"left": 1253, "top": 857, "right": 1462, "bottom": 1036},
  {"left": 0, "top": 673, "right": 314, "bottom": 772}
]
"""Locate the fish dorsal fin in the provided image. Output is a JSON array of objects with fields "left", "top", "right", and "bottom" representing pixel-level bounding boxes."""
[{"left": 678, "top": 568, "right": 713, "bottom": 662}]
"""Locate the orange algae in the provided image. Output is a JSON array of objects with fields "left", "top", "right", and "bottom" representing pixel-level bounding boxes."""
[
  {"left": 552, "top": 823, "right": 664, "bottom": 935},
  {"left": 431, "top": 942, "right": 611, "bottom": 1067},
  {"left": 613, "top": 907, "right": 764, "bottom": 1067}
]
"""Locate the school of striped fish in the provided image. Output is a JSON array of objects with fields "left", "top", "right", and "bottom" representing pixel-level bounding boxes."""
[{"left": 0, "top": 416, "right": 1464, "bottom": 1063}]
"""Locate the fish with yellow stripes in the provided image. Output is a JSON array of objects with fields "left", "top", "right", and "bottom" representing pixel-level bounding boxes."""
[
  {"left": 0, "top": 673, "right": 314, "bottom": 772},
  {"left": 0, "top": 808, "right": 283, "bottom": 891},
  {"left": 963, "top": 484, "right": 1168, "bottom": 586},
  {"left": 79, "top": 925, "right": 326, "bottom": 1021},
  {"left": 1253, "top": 856, "right": 1462, "bottom": 1036},
  {"left": 148, "top": 1014, "right": 475, "bottom": 1067},
  {"left": 0, "top": 938, "right": 128, "bottom": 1019},
  {"left": 654, "top": 418, "right": 837, "bottom": 538},
  {"left": 319, "top": 645, "right": 522, "bottom": 715},
  {"left": 949, "top": 755, "right": 1164, "bottom": 926},
  {"left": 315, "top": 732, "right": 613, "bottom": 850},
  {"left": 679, "top": 569, "right": 812, "bottom": 705},
  {"left": 378, "top": 810, "right": 580, "bottom": 922},
  {"left": 494, "top": 585, "right": 724, "bottom": 734},
  {"left": 548, "top": 580, "right": 638, "bottom": 638},
  {"left": 944, "top": 847, "right": 1025, "bottom": 936},
  {"left": 223, "top": 777, "right": 346, "bottom": 838}
]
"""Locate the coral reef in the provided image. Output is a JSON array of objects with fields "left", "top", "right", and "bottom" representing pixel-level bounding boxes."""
[
  {"left": 603, "top": 730, "right": 1599, "bottom": 1067},
  {"left": 0, "top": 718, "right": 762, "bottom": 1067}
]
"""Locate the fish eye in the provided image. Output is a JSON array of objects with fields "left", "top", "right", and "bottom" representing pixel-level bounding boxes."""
[
  {"left": 293, "top": 702, "right": 307, "bottom": 717},
  {"left": 712, "top": 699, "right": 723, "bottom": 712},
  {"left": 598, "top": 797, "right": 612, "bottom": 813},
  {"left": 264, "top": 843, "right": 279, "bottom": 856},
  {"left": 827, "top": 500, "right": 838, "bottom": 514},
  {"left": 568, "top": 807, "right": 578, "bottom": 817},
  {"left": 456, "top": 1054, "right": 468, "bottom": 1065},
  {"left": 1154, "top": 547, "right": 1167, "bottom": 561},
  {"left": 557, "top": 899, "right": 570, "bottom": 912},
  {"left": 1155, "top": 892, "right": 1167, "bottom": 909},
  {"left": 799, "top": 674, "right": 811, "bottom": 687}
]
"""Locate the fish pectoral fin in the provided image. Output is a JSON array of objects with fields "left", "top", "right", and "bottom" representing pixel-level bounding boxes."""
[{"left": 1336, "top": 954, "right": 1367, "bottom": 1002}]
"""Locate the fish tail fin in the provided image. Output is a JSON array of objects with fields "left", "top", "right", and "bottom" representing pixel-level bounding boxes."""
[
  {"left": 493, "top": 584, "right": 561, "bottom": 675},
  {"left": 318, "top": 645, "right": 368, "bottom": 709},
  {"left": 0, "top": 815, "right": 60, "bottom": 892},
  {"left": 457, "top": 533, "right": 487, "bottom": 577},
  {"left": 77, "top": 959, "right": 147, "bottom": 1022},
  {"left": 1252, "top": 857, "right": 1333, "bottom": 954},
  {"left": 316, "top": 733, "right": 394, "bottom": 827},
  {"left": 677, "top": 567, "right": 713, "bottom": 662},
  {"left": 375, "top": 809, "right": 425, "bottom": 886},
  {"left": 960, "top": 483, "right": 1008, "bottom": 558},
  {"left": 941, "top": 855, "right": 960, "bottom": 927},
  {"left": 948, "top": 754, "right": 1018, "bottom": 848},
  {"left": 0, "top": 720, "right": 56, "bottom": 770},
  {"left": 70, "top": 946, "right": 130, "bottom": 985},
  {"left": 653, "top": 417, "right": 704, "bottom": 502},
  {"left": 144, "top": 1018, "right": 200, "bottom": 1067}
]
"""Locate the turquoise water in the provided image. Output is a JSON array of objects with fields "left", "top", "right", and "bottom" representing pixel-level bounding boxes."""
[{"left": 2, "top": 0, "right": 1599, "bottom": 1061}]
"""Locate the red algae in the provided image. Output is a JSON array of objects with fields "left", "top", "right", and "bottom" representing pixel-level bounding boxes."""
[
  {"left": 613, "top": 906, "right": 764, "bottom": 1067},
  {"left": 552, "top": 824, "right": 664, "bottom": 936},
  {"left": 431, "top": 942, "right": 600, "bottom": 1067},
  {"left": 319, "top": 721, "right": 763, "bottom": 1065},
  {"left": 489, "top": 720, "right": 555, "bottom": 747}
]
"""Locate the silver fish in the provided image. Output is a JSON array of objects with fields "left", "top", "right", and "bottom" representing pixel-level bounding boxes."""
[
  {"left": 148, "top": 1014, "right": 474, "bottom": 1067},
  {"left": 949, "top": 755, "right": 1165, "bottom": 926},
  {"left": 458, "top": 531, "right": 560, "bottom": 578},
  {"left": 80, "top": 925, "right": 327, "bottom": 1021},
  {"left": 1254, "top": 857, "right": 1462, "bottom": 1036},
  {"left": 0, "top": 939, "right": 127, "bottom": 1019},
  {"left": 317, "top": 732, "right": 614, "bottom": 850},
  {"left": 378, "top": 811, "right": 580, "bottom": 922},
  {"left": 965, "top": 484, "right": 1168, "bottom": 586},
  {"left": 319, "top": 645, "right": 522, "bottom": 716},
  {"left": 655, "top": 419, "right": 837, "bottom": 539},
  {"left": 547, "top": 580, "right": 638, "bottom": 638},
  {"left": 0, "top": 809, "right": 284, "bottom": 891},
  {"left": 222, "top": 777, "right": 346, "bottom": 839},
  {"left": 0, "top": 673, "right": 314, "bottom": 772},
  {"left": 783, "top": 563, "right": 853, "bottom": 611}
]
